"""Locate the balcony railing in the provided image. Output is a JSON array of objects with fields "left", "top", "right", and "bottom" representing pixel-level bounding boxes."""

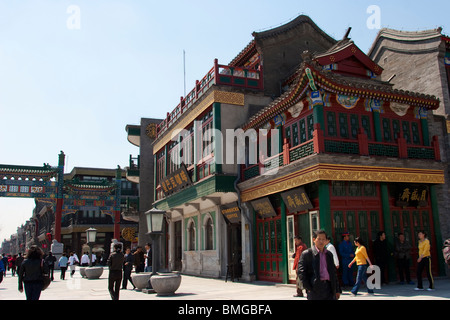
[
  {"left": 156, "top": 59, "right": 263, "bottom": 138},
  {"left": 241, "top": 126, "right": 441, "bottom": 182}
]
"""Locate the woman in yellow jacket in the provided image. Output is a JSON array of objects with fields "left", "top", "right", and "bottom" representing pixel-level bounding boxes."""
[
  {"left": 348, "top": 237, "right": 374, "bottom": 296},
  {"left": 415, "top": 230, "right": 434, "bottom": 291}
]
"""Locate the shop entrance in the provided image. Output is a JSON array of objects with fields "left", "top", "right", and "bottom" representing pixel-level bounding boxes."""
[
  {"left": 391, "top": 208, "right": 437, "bottom": 275},
  {"left": 256, "top": 215, "right": 283, "bottom": 282},
  {"left": 226, "top": 222, "right": 242, "bottom": 281},
  {"left": 173, "top": 220, "right": 182, "bottom": 271}
]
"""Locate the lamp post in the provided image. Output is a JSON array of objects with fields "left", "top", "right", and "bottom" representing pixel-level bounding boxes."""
[
  {"left": 144, "top": 208, "right": 166, "bottom": 277},
  {"left": 85, "top": 227, "right": 97, "bottom": 267}
]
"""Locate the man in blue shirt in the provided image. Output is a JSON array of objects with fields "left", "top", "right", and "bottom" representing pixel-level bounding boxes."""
[{"left": 339, "top": 232, "right": 355, "bottom": 287}]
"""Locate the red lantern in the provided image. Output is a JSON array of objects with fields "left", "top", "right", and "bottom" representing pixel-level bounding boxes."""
[{"left": 46, "top": 233, "right": 52, "bottom": 242}]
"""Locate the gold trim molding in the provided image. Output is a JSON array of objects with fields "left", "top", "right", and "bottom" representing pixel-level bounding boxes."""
[
  {"left": 153, "top": 90, "right": 244, "bottom": 153},
  {"left": 240, "top": 163, "right": 445, "bottom": 202}
]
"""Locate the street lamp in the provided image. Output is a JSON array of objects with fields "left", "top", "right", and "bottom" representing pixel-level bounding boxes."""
[
  {"left": 85, "top": 227, "right": 97, "bottom": 267},
  {"left": 144, "top": 208, "right": 166, "bottom": 279}
]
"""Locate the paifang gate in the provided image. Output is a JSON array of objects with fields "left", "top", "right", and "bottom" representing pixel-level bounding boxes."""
[{"left": 0, "top": 151, "right": 122, "bottom": 247}]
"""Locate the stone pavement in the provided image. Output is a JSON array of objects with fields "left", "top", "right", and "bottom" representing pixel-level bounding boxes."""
[{"left": 0, "top": 267, "right": 449, "bottom": 301}]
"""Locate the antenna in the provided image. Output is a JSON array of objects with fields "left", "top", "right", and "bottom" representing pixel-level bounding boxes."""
[{"left": 183, "top": 50, "right": 186, "bottom": 97}]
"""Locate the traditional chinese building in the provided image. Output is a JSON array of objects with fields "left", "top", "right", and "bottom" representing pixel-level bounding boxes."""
[
  {"left": 150, "top": 15, "right": 337, "bottom": 280},
  {"left": 368, "top": 28, "right": 450, "bottom": 242},
  {"left": 238, "top": 28, "right": 446, "bottom": 284}
]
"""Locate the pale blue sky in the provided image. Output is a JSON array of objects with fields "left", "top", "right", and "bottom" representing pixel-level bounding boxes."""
[{"left": 0, "top": 0, "right": 448, "bottom": 241}]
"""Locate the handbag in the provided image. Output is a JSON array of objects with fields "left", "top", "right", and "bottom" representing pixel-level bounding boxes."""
[{"left": 41, "top": 260, "right": 51, "bottom": 291}]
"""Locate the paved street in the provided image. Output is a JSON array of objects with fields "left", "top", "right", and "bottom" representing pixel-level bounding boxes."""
[{"left": 0, "top": 267, "right": 449, "bottom": 301}]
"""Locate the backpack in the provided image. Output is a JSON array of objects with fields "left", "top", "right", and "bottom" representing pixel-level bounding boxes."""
[{"left": 443, "top": 239, "right": 450, "bottom": 266}]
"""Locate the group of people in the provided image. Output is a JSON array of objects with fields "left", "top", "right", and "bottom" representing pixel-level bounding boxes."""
[
  {"left": 0, "top": 253, "right": 25, "bottom": 282},
  {"left": 293, "top": 229, "right": 438, "bottom": 300},
  {"left": 107, "top": 243, "right": 152, "bottom": 300}
]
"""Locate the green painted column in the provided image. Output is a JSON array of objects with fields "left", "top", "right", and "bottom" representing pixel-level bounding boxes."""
[
  {"left": 313, "top": 105, "right": 325, "bottom": 131},
  {"left": 153, "top": 154, "right": 157, "bottom": 202},
  {"left": 193, "top": 120, "right": 199, "bottom": 183},
  {"left": 380, "top": 183, "right": 396, "bottom": 282},
  {"left": 280, "top": 199, "right": 288, "bottom": 284},
  {"left": 430, "top": 185, "right": 445, "bottom": 276},
  {"left": 373, "top": 111, "right": 382, "bottom": 142},
  {"left": 252, "top": 206, "right": 258, "bottom": 280},
  {"left": 318, "top": 180, "right": 332, "bottom": 235},
  {"left": 420, "top": 118, "right": 430, "bottom": 146},
  {"left": 213, "top": 102, "right": 222, "bottom": 174},
  {"left": 164, "top": 145, "right": 169, "bottom": 177}
]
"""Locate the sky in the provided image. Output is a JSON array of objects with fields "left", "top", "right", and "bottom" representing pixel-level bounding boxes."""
[{"left": 0, "top": 0, "right": 448, "bottom": 242}]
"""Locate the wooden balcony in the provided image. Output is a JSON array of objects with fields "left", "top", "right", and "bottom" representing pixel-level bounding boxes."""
[
  {"left": 241, "top": 126, "right": 441, "bottom": 182},
  {"left": 155, "top": 59, "right": 263, "bottom": 138}
]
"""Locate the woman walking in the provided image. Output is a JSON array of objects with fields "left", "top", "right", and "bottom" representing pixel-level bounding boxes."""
[
  {"left": 415, "top": 230, "right": 434, "bottom": 291},
  {"left": 18, "top": 245, "right": 49, "bottom": 300},
  {"left": 348, "top": 237, "right": 374, "bottom": 296}
]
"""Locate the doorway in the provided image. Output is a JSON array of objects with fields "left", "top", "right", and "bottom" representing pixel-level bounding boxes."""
[
  {"left": 226, "top": 222, "right": 242, "bottom": 281},
  {"left": 174, "top": 220, "right": 182, "bottom": 271}
]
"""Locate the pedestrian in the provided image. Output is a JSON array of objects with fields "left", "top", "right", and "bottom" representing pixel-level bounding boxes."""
[
  {"left": 122, "top": 248, "right": 135, "bottom": 290},
  {"left": 0, "top": 258, "right": 4, "bottom": 284},
  {"left": 292, "top": 236, "right": 307, "bottom": 297},
  {"left": 373, "top": 231, "right": 390, "bottom": 285},
  {"left": 144, "top": 243, "right": 152, "bottom": 272},
  {"left": 394, "top": 233, "right": 414, "bottom": 285},
  {"left": 326, "top": 236, "right": 339, "bottom": 269},
  {"left": 339, "top": 232, "right": 354, "bottom": 287},
  {"left": 107, "top": 243, "right": 125, "bottom": 300},
  {"left": 68, "top": 252, "right": 79, "bottom": 277},
  {"left": 15, "top": 253, "right": 24, "bottom": 276},
  {"left": 415, "top": 230, "right": 434, "bottom": 291},
  {"left": 81, "top": 252, "right": 90, "bottom": 266},
  {"left": 18, "top": 245, "right": 49, "bottom": 300},
  {"left": 45, "top": 252, "right": 57, "bottom": 281},
  {"left": 298, "top": 230, "right": 341, "bottom": 300},
  {"left": 9, "top": 255, "right": 17, "bottom": 277},
  {"left": 348, "top": 237, "right": 374, "bottom": 296},
  {"left": 133, "top": 246, "right": 145, "bottom": 273},
  {"left": 1, "top": 254, "right": 8, "bottom": 277},
  {"left": 58, "top": 253, "right": 69, "bottom": 280}
]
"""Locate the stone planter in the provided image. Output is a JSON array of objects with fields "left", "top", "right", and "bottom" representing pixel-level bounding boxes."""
[
  {"left": 84, "top": 267, "right": 104, "bottom": 279},
  {"left": 131, "top": 272, "right": 152, "bottom": 291},
  {"left": 150, "top": 272, "right": 182, "bottom": 296},
  {"left": 79, "top": 267, "right": 87, "bottom": 278}
]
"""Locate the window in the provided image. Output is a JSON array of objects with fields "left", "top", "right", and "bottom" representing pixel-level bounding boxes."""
[
  {"left": 188, "top": 220, "right": 196, "bottom": 251},
  {"left": 205, "top": 216, "right": 214, "bottom": 250}
]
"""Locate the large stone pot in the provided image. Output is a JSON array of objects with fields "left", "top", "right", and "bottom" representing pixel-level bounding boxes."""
[
  {"left": 131, "top": 272, "right": 153, "bottom": 291},
  {"left": 150, "top": 272, "right": 182, "bottom": 296},
  {"left": 84, "top": 267, "right": 104, "bottom": 279},
  {"left": 79, "top": 267, "right": 87, "bottom": 278}
]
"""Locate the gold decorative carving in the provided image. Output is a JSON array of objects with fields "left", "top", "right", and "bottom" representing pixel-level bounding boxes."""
[
  {"left": 145, "top": 123, "right": 157, "bottom": 139},
  {"left": 240, "top": 163, "right": 444, "bottom": 202}
]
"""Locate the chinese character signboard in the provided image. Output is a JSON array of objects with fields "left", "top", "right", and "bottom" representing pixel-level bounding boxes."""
[
  {"left": 251, "top": 197, "right": 277, "bottom": 218},
  {"left": 281, "top": 187, "right": 313, "bottom": 213},
  {"left": 220, "top": 202, "right": 241, "bottom": 224},
  {"left": 160, "top": 164, "right": 192, "bottom": 196},
  {"left": 395, "top": 184, "right": 428, "bottom": 208}
]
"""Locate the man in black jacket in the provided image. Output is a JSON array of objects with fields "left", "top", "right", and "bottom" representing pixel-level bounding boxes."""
[
  {"left": 298, "top": 230, "right": 341, "bottom": 300},
  {"left": 107, "top": 243, "right": 125, "bottom": 300}
]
